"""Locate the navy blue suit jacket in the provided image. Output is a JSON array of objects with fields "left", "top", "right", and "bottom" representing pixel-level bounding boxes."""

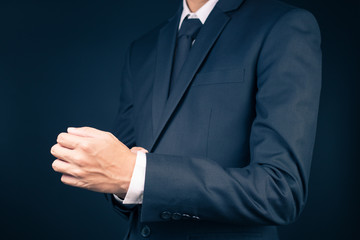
[{"left": 106, "top": 0, "right": 322, "bottom": 239}]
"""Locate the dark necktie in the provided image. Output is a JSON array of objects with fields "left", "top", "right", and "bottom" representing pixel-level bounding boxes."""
[{"left": 168, "top": 17, "right": 202, "bottom": 96}]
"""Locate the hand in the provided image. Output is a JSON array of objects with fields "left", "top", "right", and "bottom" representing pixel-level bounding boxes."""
[{"left": 51, "top": 127, "right": 136, "bottom": 198}]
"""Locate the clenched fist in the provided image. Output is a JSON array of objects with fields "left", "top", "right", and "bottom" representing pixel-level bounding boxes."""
[{"left": 51, "top": 127, "right": 136, "bottom": 198}]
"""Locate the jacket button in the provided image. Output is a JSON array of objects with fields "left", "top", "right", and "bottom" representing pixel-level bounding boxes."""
[
  {"left": 160, "top": 211, "right": 172, "bottom": 220},
  {"left": 172, "top": 213, "right": 182, "bottom": 220},
  {"left": 140, "top": 225, "right": 151, "bottom": 238},
  {"left": 192, "top": 215, "right": 200, "bottom": 220}
]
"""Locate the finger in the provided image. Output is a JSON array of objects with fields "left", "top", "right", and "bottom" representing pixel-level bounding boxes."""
[
  {"left": 52, "top": 159, "right": 84, "bottom": 177},
  {"left": 67, "top": 126, "right": 104, "bottom": 138},
  {"left": 57, "top": 132, "right": 85, "bottom": 149},
  {"left": 50, "top": 143, "right": 75, "bottom": 163},
  {"left": 60, "top": 174, "right": 80, "bottom": 187},
  {"left": 52, "top": 159, "right": 72, "bottom": 174}
]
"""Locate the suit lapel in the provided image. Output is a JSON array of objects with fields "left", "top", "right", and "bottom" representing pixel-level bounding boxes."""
[
  {"left": 150, "top": 7, "right": 231, "bottom": 151},
  {"left": 152, "top": 10, "right": 181, "bottom": 137}
]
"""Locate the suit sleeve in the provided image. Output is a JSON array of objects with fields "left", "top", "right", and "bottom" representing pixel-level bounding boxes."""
[
  {"left": 141, "top": 9, "right": 322, "bottom": 225},
  {"left": 105, "top": 43, "right": 138, "bottom": 219}
]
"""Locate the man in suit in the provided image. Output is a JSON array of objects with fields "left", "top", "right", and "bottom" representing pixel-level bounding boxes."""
[{"left": 50, "top": 0, "right": 322, "bottom": 239}]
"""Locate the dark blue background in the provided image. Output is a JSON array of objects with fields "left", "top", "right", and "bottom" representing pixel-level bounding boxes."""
[{"left": 1, "top": 0, "right": 359, "bottom": 239}]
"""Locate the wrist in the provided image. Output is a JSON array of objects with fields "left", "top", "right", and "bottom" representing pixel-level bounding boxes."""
[{"left": 114, "top": 151, "right": 137, "bottom": 198}]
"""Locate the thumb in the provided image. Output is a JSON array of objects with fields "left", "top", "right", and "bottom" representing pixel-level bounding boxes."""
[
  {"left": 130, "top": 147, "right": 149, "bottom": 154},
  {"left": 67, "top": 127, "right": 104, "bottom": 138}
]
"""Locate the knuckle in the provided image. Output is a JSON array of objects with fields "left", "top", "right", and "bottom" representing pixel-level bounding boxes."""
[
  {"left": 50, "top": 145, "right": 57, "bottom": 155},
  {"left": 60, "top": 175, "right": 68, "bottom": 183},
  {"left": 52, "top": 161, "right": 58, "bottom": 171},
  {"left": 73, "top": 153, "right": 87, "bottom": 167},
  {"left": 72, "top": 154, "right": 83, "bottom": 163},
  {"left": 57, "top": 133, "right": 65, "bottom": 143},
  {"left": 79, "top": 141, "right": 91, "bottom": 151},
  {"left": 72, "top": 168, "right": 83, "bottom": 178}
]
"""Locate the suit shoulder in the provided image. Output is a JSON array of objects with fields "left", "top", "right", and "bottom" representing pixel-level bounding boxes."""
[
  {"left": 244, "top": 0, "right": 296, "bottom": 14},
  {"left": 237, "top": 0, "right": 319, "bottom": 34},
  {"left": 242, "top": 0, "right": 317, "bottom": 23}
]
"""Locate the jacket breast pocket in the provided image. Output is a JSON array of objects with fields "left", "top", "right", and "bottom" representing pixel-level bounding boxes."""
[{"left": 192, "top": 68, "right": 245, "bottom": 86}]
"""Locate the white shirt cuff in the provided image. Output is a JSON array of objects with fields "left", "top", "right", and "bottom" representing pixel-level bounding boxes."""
[{"left": 113, "top": 151, "right": 146, "bottom": 204}]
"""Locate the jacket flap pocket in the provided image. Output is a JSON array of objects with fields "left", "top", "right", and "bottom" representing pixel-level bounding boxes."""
[{"left": 192, "top": 69, "right": 245, "bottom": 86}]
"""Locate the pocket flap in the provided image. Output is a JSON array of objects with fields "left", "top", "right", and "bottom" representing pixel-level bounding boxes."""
[{"left": 192, "top": 69, "right": 245, "bottom": 86}]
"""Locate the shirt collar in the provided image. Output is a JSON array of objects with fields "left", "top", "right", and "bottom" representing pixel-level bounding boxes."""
[{"left": 179, "top": 0, "right": 219, "bottom": 29}]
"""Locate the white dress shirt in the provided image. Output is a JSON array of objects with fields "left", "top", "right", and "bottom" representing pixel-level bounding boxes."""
[{"left": 114, "top": 0, "right": 219, "bottom": 205}]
